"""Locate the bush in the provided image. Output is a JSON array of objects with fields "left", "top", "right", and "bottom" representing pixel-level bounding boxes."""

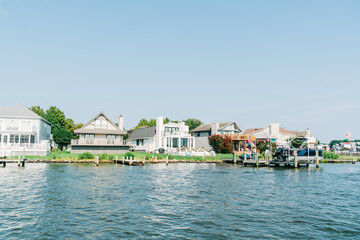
[
  {"left": 79, "top": 152, "right": 95, "bottom": 160},
  {"left": 145, "top": 155, "right": 151, "bottom": 160},
  {"left": 108, "top": 154, "right": 115, "bottom": 160},
  {"left": 168, "top": 155, "right": 174, "bottom": 160},
  {"left": 208, "top": 135, "right": 234, "bottom": 154},
  {"left": 51, "top": 147, "right": 59, "bottom": 152},
  {"left": 124, "top": 152, "right": 135, "bottom": 159},
  {"left": 323, "top": 151, "right": 339, "bottom": 159},
  {"left": 99, "top": 153, "right": 109, "bottom": 160}
]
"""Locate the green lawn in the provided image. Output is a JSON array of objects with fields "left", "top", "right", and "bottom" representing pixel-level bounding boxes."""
[{"left": 23, "top": 151, "right": 233, "bottom": 161}]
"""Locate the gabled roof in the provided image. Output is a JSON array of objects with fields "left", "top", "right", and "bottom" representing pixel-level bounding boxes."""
[
  {"left": 75, "top": 111, "right": 127, "bottom": 135},
  {"left": 0, "top": 104, "right": 51, "bottom": 125},
  {"left": 190, "top": 122, "right": 241, "bottom": 133},
  {"left": 128, "top": 126, "right": 156, "bottom": 140},
  {"left": 243, "top": 128, "right": 263, "bottom": 135}
]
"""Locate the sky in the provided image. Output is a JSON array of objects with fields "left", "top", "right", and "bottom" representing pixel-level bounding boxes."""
[{"left": 0, "top": 0, "right": 359, "bottom": 142}]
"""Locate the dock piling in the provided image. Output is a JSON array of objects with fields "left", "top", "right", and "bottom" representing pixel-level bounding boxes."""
[
  {"left": 18, "top": 156, "right": 21, "bottom": 167},
  {"left": 233, "top": 153, "right": 237, "bottom": 164},
  {"left": 95, "top": 156, "right": 99, "bottom": 166},
  {"left": 166, "top": 156, "right": 169, "bottom": 165},
  {"left": 316, "top": 151, "right": 319, "bottom": 168},
  {"left": 143, "top": 156, "right": 145, "bottom": 165},
  {"left": 294, "top": 155, "right": 298, "bottom": 168},
  {"left": 255, "top": 153, "right": 259, "bottom": 167}
]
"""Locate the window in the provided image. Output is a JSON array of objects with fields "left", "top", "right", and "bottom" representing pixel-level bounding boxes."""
[
  {"left": 173, "top": 138, "right": 179, "bottom": 148},
  {"left": 136, "top": 139, "right": 144, "bottom": 146},
  {"left": 181, "top": 138, "right": 188, "bottom": 147},
  {"left": 3, "top": 135, "right": 8, "bottom": 144},
  {"left": 196, "top": 132, "right": 200, "bottom": 137},
  {"left": 30, "top": 135, "right": 35, "bottom": 143},
  {"left": 21, "top": 121, "right": 31, "bottom": 132},
  {"left": 107, "top": 135, "right": 115, "bottom": 144},
  {"left": 102, "top": 120, "right": 107, "bottom": 129},
  {"left": 0, "top": 134, "right": 1, "bottom": 143},
  {"left": 95, "top": 120, "right": 101, "bottom": 129},
  {"left": 165, "top": 127, "right": 179, "bottom": 134},
  {"left": 10, "top": 134, "right": 19, "bottom": 143},
  {"left": 20, "top": 135, "right": 29, "bottom": 143},
  {"left": 85, "top": 134, "right": 95, "bottom": 144}
]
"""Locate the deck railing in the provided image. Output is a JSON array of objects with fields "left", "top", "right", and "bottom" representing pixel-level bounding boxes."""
[{"left": 71, "top": 139, "right": 127, "bottom": 146}]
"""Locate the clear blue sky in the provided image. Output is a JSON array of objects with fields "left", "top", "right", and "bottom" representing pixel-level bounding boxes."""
[{"left": 0, "top": 0, "right": 359, "bottom": 142}]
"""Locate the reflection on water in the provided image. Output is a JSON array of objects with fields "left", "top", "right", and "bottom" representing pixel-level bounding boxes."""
[{"left": 0, "top": 163, "right": 360, "bottom": 239}]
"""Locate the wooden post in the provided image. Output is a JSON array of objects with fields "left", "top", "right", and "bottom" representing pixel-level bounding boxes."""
[
  {"left": 244, "top": 152, "right": 247, "bottom": 163},
  {"left": 122, "top": 157, "right": 125, "bottom": 164},
  {"left": 294, "top": 155, "right": 298, "bottom": 168},
  {"left": 316, "top": 151, "right": 319, "bottom": 168},
  {"left": 233, "top": 153, "right": 236, "bottom": 164},
  {"left": 21, "top": 159, "right": 25, "bottom": 167},
  {"left": 142, "top": 156, "right": 145, "bottom": 165},
  {"left": 129, "top": 156, "right": 133, "bottom": 165},
  {"left": 155, "top": 156, "right": 157, "bottom": 162},
  {"left": 166, "top": 156, "right": 169, "bottom": 165},
  {"left": 18, "top": 156, "right": 21, "bottom": 167},
  {"left": 256, "top": 153, "right": 259, "bottom": 167},
  {"left": 115, "top": 156, "right": 118, "bottom": 164},
  {"left": 95, "top": 156, "right": 99, "bottom": 166}
]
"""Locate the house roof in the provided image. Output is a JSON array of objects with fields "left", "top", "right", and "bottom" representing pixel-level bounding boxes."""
[
  {"left": 243, "top": 128, "right": 263, "bottom": 135},
  {"left": 0, "top": 104, "right": 51, "bottom": 125},
  {"left": 128, "top": 126, "right": 156, "bottom": 139},
  {"left": 74, "top": 111, "right": 127, "bottom": 135},
  {"left": 190, "top": 122, "right": 241, "bottom": 133}
]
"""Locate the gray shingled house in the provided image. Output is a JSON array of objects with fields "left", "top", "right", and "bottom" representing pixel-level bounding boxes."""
[{"left": 71, "top": 112, "right": 129, "bottom": 154}]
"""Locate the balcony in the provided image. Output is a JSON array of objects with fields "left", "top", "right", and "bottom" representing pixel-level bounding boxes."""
[{"left": 71, "top": 139, "right": 127, "bottom": 146}]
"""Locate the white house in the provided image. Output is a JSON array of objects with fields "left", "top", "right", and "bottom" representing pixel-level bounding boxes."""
[
  {"left": 129, "top": 116, "right": 195, "bottom": 153},
  {"left": 190, "top": 121, "right": 242, "bottom": 151},
  {"left": 0, "top": 104, "right": 52, "bottom": 156},
  {"left": 71, "top": 112, "right": 129, "bottom": 154},
  {"left": 244, "top": 123, "right": 317, "bottom": 148}
]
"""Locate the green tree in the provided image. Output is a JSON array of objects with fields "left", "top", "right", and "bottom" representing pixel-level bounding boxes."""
[
  {"left": 52, "top": 128, "right": 75, "bottom": 150},
  {"left": 184, "top": 118, "right": 203, "bottom": 131},
  {"left": 29, "top": 106, "right": 45, "bottom": 118}
]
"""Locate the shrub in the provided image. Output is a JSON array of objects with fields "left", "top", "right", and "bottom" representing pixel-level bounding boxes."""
[
  {"left": 124, "top": 152, "right": 135, "bottom": 159},
  {"left": 99, "top": 153, "right": 109, "bottom": 160},
  {"left": 79, "top": 152, "right": 95, "bottom": 160},
  {"left": 145, "top": 155, "right": 151, "bottom": 160},
  {"left": 323, "top": 151, "right": 339, "bottom": 159},
  {"left": 168, "top": 155, "right": 174, "bottom": 160},
  {"left": 108, "top": 154, "right": 115, "bottom": 160},
  {"left": 208, "top": 135, "right": 234, "bottom": 154},
  {"left": 51, "top": 147, "right": 59, "bottom": 152}
]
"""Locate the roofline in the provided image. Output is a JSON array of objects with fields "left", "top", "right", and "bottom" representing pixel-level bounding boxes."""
[
  {"left": 80, "top": 111, "right": 119, "bottom": 130},
  {"left": 0, "top": 115, "right": 52, "bottom": 125}
]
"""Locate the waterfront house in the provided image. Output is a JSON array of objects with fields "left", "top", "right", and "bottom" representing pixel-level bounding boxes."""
[
  {"left": 244, "top": 123, "right": 317, "bottom": 148},
  {"left": 0, "top": 104, "right": 51, "bottom": 156},
  {"left": 129, "top": 116, "right": 195, "bottom": 153},
  {"left": 71, "top": 112, "right": 129, "bottom": 154},
  {"left": 191, "top": 121, "right": 256, "bottom": 155},
  {"left": 190, "top": 121, "right": 242, "bottom": 150}
]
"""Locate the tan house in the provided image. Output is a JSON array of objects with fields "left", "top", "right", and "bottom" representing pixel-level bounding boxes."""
[{"left": 71, "top": 112, "right": 129, "bottom": 154}]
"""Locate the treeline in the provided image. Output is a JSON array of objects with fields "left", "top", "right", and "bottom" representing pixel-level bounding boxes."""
[
  {"left": 30, "top": 106, "right": 83, "bottom": 150},
  {"left": 132, "top": 118, "right": 203, "bottom": 132}
]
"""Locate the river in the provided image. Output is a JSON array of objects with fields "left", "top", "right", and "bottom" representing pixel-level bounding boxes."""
[{"left": 0, "top": 163, "right": 359, "bottom": 239}]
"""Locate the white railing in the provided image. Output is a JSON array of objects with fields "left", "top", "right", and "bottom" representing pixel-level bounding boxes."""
[
  {"left": 71, "top": 139, "right": 127, "bottom": 146},
  {"left": 0, "top": 142, "right": 50, "bottom": 156}
]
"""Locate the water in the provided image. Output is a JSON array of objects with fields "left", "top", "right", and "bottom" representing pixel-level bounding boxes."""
[{"left": 1, "top": 163, "right": 360, "bottom": 239}]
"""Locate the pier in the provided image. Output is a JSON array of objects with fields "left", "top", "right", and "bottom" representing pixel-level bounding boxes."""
[
  {"left": 113, "top": 156, "right": 145, "bottom": 166},
  {"left": 0, "top": 157, "right": 27, "bottom": 167}
]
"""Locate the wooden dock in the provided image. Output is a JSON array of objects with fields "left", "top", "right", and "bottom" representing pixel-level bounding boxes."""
[
  {"left": 113, "top": 156, "right": 145, "bottom": 166},
  {"left": 0, "top": 158, "right": 27, "bottom": 167}
]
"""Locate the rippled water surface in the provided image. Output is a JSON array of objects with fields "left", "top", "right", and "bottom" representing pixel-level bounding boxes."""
[{"left": 1, "top": 163, "right": 360, "bottom": 239}]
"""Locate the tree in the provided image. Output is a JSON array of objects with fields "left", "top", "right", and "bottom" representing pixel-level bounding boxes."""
[
  {"left": 52, "top": 128, "right": 75, "bottom": 150},
  {"left": 132, "top": 117, "right": 175, "bottom": 131},
  {"left": 184, "top": 118, "right": 203, "bottom": 131},
  {"left": 29, "top": 106, "right": 45, "bottom": 118},
  {"left": 208, "top": 134, "right": 233, "bottom": 154},
  {"left": 256, "top": 140, "right": 276, "bottom": 153},
  {"left": 30, "top": 105, "right": 83, "bottom": 149}
]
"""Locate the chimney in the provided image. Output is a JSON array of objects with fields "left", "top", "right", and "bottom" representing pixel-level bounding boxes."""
[
  {"left": 270, "top": 123, "right": 279, "bottom": 138},
  {"left": 155, "top": 116, "right": 164, "bottom": 149},
  {"left": 118, "top": 115, "right": 124, "bottom": 130},
  {"left": 211, "top": 122, "right": 219, "bottom": 135}
]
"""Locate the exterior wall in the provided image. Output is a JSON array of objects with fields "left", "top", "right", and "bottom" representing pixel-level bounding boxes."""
[
  {"left": 130, "top": 138, "right": 155, "bottom": 152},
  {"left": 218, "top": 123, "right": 241, "bottom": 135},
  {"left": 194, "top": 137, "right": 211, "bottom": 151},
  {"left": 0, "top": 117, "right": 51, "bottom": 156},
  {"left": 83, "top": 115, "right": 118, "bottom": 130}
]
